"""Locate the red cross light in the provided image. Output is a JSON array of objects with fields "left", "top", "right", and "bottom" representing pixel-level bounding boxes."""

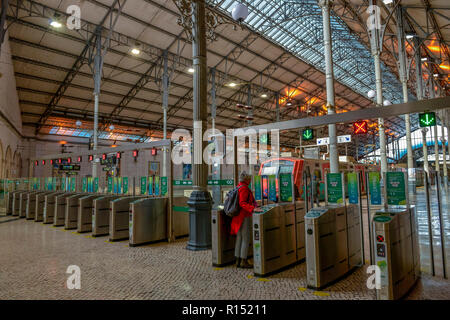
[
  {"left": 133, "top": 150, "right": 139, "bottom": 158},
  {"left": 353, "top": 121, "right": 368, "bottom": 134},
  {"left": 116, "top": 152, "right": 121, "bottom": 159},
  {"left": 151, "top": 148, "right": 157, "bottom": 156},
  {"left": 102, "top": 154, "right": 107, "bottom": 161},
  {"left": 42, "top": 160, "right": 45, "bottom": 165},
  {"left": 67, "top": 157, "right": 71, "bottom": 164},
  {"left": 88, "top": 155, "right": 93, "bottom": 162},
  {"left": 78, "top": 156, "right": 82, "bottom": 162}
]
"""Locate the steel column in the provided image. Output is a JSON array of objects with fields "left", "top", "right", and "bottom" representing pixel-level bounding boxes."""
[
  {"left": 162, "top": 49, "right": 169, "bottom": 178},
  {"left": 396, "top": 6, "right": 415, "bottom": 192},
  {"left": 187, "top": 0, "right": 212, "bottom": 251},
  {"left": 92, "top": 29, "right": 103, "bottom": 178},
  {"left": 319, "top": 0, "right": 338, "bottom": 173},
  {"left": 422, "top": 128, "right": 430, "bottom": 175}
]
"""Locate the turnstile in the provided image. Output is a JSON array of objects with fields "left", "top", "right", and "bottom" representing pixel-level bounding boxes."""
[
  {"left": 172, "top": 196, "right": 189, "bottom": 238},
  {"left": 43, "top": 192, "right": 67, "bottom": 224},
  {"left": 26, "top": 191, "right": 45, "bottom": 220},
  {"left": 77, "top": 194, "right": 102, "bottom": 233},
  {"left": 12, "top": 191, "right": 25, "bottom": 216},
  {"left": 92, "top": 195, "right": 121, "bottom": 236},
  {"left": 252, "top": 202, "right": 306, "bottom": 277},
  {"left": 372, "top": 207, "right": 420, "bottom": 300},
  {"left": 305, "top": 204, "right": 362, "bottom": 289},
  {"left": 53, "top": 193, "right": 74, "bottom": 226},
  {"left": 110, "top": 196, "right": 143, "bottom": 241},
  {"left": 129, "top": 197, "right": 168, "bottom": 246},
  {"left": 5, "top": 191, "right": 13, "bottom": 215},
  {"left": 36, "top": 192, "right": 62, "bottom": 222},
  {"left": 19, "top": 191, "right": 31, "bottom": 218},
  {"left": 212, "top": 207, "right": 237, "bottom": 267},
  {"left": 65, "top": 193, "right": 88, "bottom": 229}
]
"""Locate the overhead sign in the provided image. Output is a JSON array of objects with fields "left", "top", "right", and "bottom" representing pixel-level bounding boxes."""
[
  {"left": 317, "top": 137, "right": 329, "bottom": 146},
  {"left": 317, "top": 135, "right": 351, "bottom": 145},
  {"left": 353, "top": 121, "right": 368, "bottom": 134},
  {"left": 419, "top": 112, "right": 436, "bottom": 127},
  {"left": 302, "top": 128, "right": 314, "bottom": 141}
]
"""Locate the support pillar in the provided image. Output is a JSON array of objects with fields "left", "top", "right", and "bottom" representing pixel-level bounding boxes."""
[
  {"left": 276, "top": 92, "right": 280, "bottom": 123},
  {"left": 441, "top": 124, "right": 448, "bottom": 186},
  {"left": 429, "top": 83, "right": 440, "bottom": 175},
  {"left": 422, "top": 128, "right": 430, "bottom": 176},
  {"left": 247, "top": 85, "right": 253, "bottom": 176},
  {"left": 319, "top": 0, "right": 338, "bottom": 173},
  {"left": 187, "top": 0, "right": 212, "bottom": 251},
  {"left": 211, "top": 67, "right": 221, "bottom": 208},
  {"left": 396, "top": 6, "right": 415, "bottom": 192},
  {"left": 92, "top": 29, "right": 103, "bottom": 178},
  {"left": 162, "top": 50, "right": 169, "bottom": 178}
]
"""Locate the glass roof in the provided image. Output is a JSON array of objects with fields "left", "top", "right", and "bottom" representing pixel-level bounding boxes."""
[
  {"left": 48, "top": 126, "right": 152, "bottom": 142},
  {"left": 212, "top": 0, "right": 411, "bottom": 104}
]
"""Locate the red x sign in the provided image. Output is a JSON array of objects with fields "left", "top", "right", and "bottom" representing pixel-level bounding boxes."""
[{"left": 353, "top": 121, "right": 368, "bottom": 134}]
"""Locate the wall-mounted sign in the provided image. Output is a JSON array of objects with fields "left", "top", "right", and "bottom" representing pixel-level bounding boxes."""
[
  {"left": 368, "top": 172, "right": 382, "bottom": 205},
  {"left": 385, "top": 172, "right": 406, "bottom": 206},
  {"left": 347, "top": 172, "right": 359, "bottom": 204},
  {"left": 326, "top": 173, "right": 343, "bottom": 204}
]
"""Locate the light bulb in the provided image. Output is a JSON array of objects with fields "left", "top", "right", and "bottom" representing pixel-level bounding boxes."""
[{"left": 367, "top": 90, "right": 376, "bottom": 98}]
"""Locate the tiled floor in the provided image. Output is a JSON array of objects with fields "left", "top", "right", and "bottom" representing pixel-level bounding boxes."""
[{"left": 0, "top": 186, "right": 449, "bottom": 300}]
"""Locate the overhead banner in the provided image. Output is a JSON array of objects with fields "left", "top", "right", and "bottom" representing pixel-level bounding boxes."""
[
  {"left": 386, "top": 172, "right": 407, "bottom": 206},
  {"left": 326, "top": 173, "right": 343, "bottom": 204},
  {"left": 347, "top": 172, "right": 359, "bottom": 204},
  {"left": 253, "top": 175, "right": 262, "bottom": 201},
  {"left": 268, "top": 175, "right": 277, "bottom": 202},
  {"left": 279, "top": 173, "right": 293, "bottom": 203},
  {"left": 368, "top": 172, "right": 382, "bottom": 205}
]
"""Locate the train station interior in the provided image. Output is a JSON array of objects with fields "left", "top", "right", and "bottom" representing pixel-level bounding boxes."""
[{"left": 0, "top": 0, "right": 449, "bottom": 303}]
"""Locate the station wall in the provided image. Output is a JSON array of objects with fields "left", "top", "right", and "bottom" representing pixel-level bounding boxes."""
[{"left": 0, "top": 31, "right": 24, "bottom": 179}]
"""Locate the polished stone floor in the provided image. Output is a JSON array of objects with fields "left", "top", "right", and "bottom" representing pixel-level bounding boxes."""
[{"left": 0, "top": 186, "right": 449, "bottom": 300}]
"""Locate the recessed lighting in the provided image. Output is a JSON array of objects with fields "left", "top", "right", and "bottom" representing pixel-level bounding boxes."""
[
  {"left": 228, "top": 82, "right": 237, "bottom": 87},
  {"left": 188, "top": 68, "right": 195, "bottom": 73},
  {"left": 261, "top": 93, "right": 268, "bottom": 98},
  {"left": 50, "top": 20, "right": 62, "bottom": 28},
  {"left": 286, "top": 100, "right": 293, "bottom": 106},
  {"left": 131, "top": 48, "right": 141, "bottom": 55},
  {"left": 382, "top": 0, "right": 393, "bottom": 4}
]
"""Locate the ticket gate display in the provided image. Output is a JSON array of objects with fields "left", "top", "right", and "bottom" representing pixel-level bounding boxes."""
[
  {"left": 92, "top": 195, "right": 121, "bottom": 237},
  {"left": 12, "top": 191, "right": 25, "bottom": 216},
  {"left": 372, "top": 207, "right": 420, "bottom": 300},
  {"left": 26, "top": 191, "right": 45, "bottom": 220},
  {"left": 43, "top": 192, "right": 67, "bottom": 224},
  {"left": 252, "top": 202, "right": 306, "bottom": 277},
  {"left": 129, "top": 197, "right": 168, "bottom": 246},
  {"left": 36, "top": 192, "right": 62, "bottom": 222},
  {"left": 172, "top": 196, "right": 189, "bottom": 238},
  {"left": 65, "top": 194, "right": 88, "bottom": 230},
  {"left": 110, "top": 196, "right": 143, "bottom": 241},
  {"left": 53, "top": 193, "right": 74, "bottom": 226},
  {"left": 305, "top": 204, "right": 362, "bottom": 290},
  {"left": 77, "top": 195, "right": 102, "bottom": 233}
]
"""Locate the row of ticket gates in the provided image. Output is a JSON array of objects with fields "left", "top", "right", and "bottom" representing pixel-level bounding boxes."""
[
  {"left": 4, "top": 190, "right": 189, "bottom": 246},
  {"left": 4, "top": 189, "right": 419, "bottom": 300},
  {"left": 212, "top": 201, "right": 420, "bottom": 300}
]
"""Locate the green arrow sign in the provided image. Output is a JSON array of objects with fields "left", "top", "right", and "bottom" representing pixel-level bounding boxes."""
[
  {"left": 419, "top": 112, "right": 436, "bottom": 127},
  {"left": 302, "top": 128, "right": 314, "bottom": 141}
]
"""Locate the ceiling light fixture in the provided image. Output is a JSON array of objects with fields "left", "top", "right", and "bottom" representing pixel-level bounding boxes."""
[
  {"left": 405, "top": 34, "right": 414, "bottom": 40},
  {"left": 188, "top": 68, "right": 195, "bottom": 73},
  {"left": 261, "top": 93, "right": 268, "bottom": 98},
  {"left": 421, "top": 57, "right": 428, "bottom": 62},
  {"left": 228, "top": 82, "right": 237, "bottom": 87}
]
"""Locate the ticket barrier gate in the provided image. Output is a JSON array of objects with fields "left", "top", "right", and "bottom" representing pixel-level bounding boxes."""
[
  {"left": 43, "top": 192, "right": 67, "bottom": 224},
  {"left": 305, "top": 204, "right": 362, "bottom": 290},
  {"left": 77, "top": 194, "right": 103, "bottom": 233},
  {"left": 53, "top": 193, "right": 75, "bottom": 226},
  {"left": 110, "top": 196, "right": 143, "bottom": 241},
  {"left": 19, "top": 191, "right": 32, "bottom": 218},
  {"left": 129, "top": 197, "right": 168, "bottom": 246},
  {"left": 92, "top": 195, "right": 122, "bottom": 237},
  {"left": 12, "top": 191, "right": 26, "bottom": 216},
  {"left": 6, "top": 192, "right": 13, "bottom": 215},
  {"left": 172, "top": 196, "right": 189, "bottom": 238},
  {"left": 26, "top": 191, "right": 47, "bottom": 220},
  {"left": 372, "top": 207, "right": 420, "bottom": 300},
  {"left": 252, "top": 202, "right": 306, "bottom": 277},
  {"left": 211, "top": 206, "right": 255, "bottom": 267},
  {"left": 64, "top": 193, "right": 88, "bottom": 230},
  {"left": 36, "top": 192, "right": 63, "bottom": 222}
]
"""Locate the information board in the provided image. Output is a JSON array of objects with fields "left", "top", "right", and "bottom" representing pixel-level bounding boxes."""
[
  {"left": 161, "top": 177, "right": 168, "bottom": 196},
  {"left": 326, "top": 173, "right": 343, "bottom": 204},
  {"left": 347, "top": 172, "right": 359, "bottom": 204},
  {"left": 279, "top": 173, "right": 293, "bottom": 203},
  {"left": 385, "top": 172, "right": 407, "bottom": 206},
  {"left": 253, "top": 175, "right": 262, "bottom": 201},
  {"left": 123, "top": 177, "right": 129, "bottom": 194},
  {"left": 368, "top": 172, "right": 382, "bottom": 205},
  {"left": 140, "top": 177, "right": 147, "bottom": 195},
  {"left": 268, "top": 175, "right": 277, "bottom": 202}
]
